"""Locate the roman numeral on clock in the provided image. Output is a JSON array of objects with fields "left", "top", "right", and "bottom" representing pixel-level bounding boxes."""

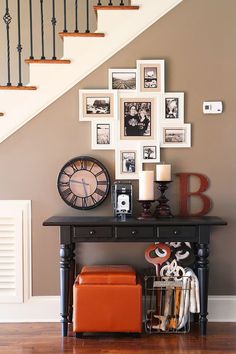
[
  {"left": 94, "top": 188, "right": 104, "bottom": 197},
  {"left": 95, "top": 170, "right": 104, "bottom": 178},
  {"left": 97, "top": 180, "right": 107, "bottom": 186},
  {"left": 61, "top": 188, "right": 72, "bottom": 199}
]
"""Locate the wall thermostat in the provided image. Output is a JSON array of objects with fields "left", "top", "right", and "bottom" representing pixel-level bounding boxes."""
[{"left": 203, "top": 101, "right": 223, "bottom": 114}]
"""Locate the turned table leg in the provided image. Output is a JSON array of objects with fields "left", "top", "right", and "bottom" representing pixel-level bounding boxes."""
[{"left": 197, "top": 243, "right": 209, "bottom": 335}]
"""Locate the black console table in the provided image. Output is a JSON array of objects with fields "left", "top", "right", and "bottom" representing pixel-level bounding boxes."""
[{"left": 43, "top": 216, "right": 226, "bottom": 337}]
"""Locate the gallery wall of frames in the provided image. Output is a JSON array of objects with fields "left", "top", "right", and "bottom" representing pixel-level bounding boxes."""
[{"left": 79, "top": 60, "right": 191, "bottom": 179}]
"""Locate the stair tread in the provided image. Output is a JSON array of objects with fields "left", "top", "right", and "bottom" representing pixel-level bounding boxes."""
[
  {"left": 25, "top": 59, "right": 71, "bottom": 64},
  {"left": 59, "top": 32, "right": 105, "bottom": 39},
  {"left": 94, "top": 6, "right": 139, "bottom": 11},
  {"left": 0, "top": 86, "right": 37, "bottom": 90}
]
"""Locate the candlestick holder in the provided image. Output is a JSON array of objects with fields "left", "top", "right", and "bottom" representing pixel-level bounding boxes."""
[
  {"left": 137, "top": 200, "right": 154, "bottom": 220},
  {"left": 154, "top": 181, "right": 173, "bottom": 218}
]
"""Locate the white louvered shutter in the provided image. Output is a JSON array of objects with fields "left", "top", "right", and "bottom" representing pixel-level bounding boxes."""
[{"left": 0, "top": 209, "right": 23, "bottom": 303}]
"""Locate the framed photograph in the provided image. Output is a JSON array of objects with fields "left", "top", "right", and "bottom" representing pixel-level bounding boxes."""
[
  {"left": 115, "top": 142, "right": 140, "bottom": 179},
  {"left": 162, "top": 92, "right": 184, "bottom": 124},
  {"left": 91, "top": 119, "right": 116, "bottom": 150},
  {"left": 108, "top": 68, "right": 137, "bottom": 91},
  {"left": 79, "top": 89, "right": 117, "bottom": 121},
  {"left": 136, "top": 60, "right": 165, "bottom": 93},
  {"left": 119, "top": 93, "right": 160, "bottom": 141},
  {"left": 160, "top": 124, "right": 191, "bottom": 148},
  {"left": 140, "top": 141, "right": 160, "bottom": 163}
]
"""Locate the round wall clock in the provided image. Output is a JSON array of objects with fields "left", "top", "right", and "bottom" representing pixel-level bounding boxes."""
[{"left": 57, "top": 156, "right": 110, "bottom": 210}]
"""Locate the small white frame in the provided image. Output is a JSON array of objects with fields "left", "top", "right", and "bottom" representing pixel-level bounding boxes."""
[
  {"left": 115, "top": 141, "right": 141, "bottom": 180},
  {"left": 136, "top": 59, "right": 165, "bottom": 93},
  {"left": 162, "top": 92, "right": 184, "bottom": 124},
  {"left": 91, "top": 119, "right": 116, "bottom": 150},
  {"left": 108, "top": 68, "right": 137, "bottom": 92},
  {"left": 140, "top": 141, "right": 160, "bottom": 163},
  {"left": 79, "top": 89, "right": 118, "bottom": 121},
  {"left": 160, "top": 124, "right": 191, "bottom": 148}
]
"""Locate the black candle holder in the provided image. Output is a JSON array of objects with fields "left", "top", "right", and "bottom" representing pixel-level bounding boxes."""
[
  {"left": 154, "top": 181, "right": 173, "bottom": 218},
  {"left": 137, "top": 200, "right": 154, "bottom": 220}
]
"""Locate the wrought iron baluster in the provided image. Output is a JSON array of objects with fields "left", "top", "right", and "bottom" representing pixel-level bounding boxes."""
[
  {"left": 17, "top": 0, "right": 23, "bottom": 86},
  {"left": 3, "top": 0, "right": 12, "bottom": 86},
  {"left": 120, "top": 0, "right": 124, "bottom": 5},
  {"left": 63, "top": 0, "right": 67, "bottom": 33},
  {"left": 74, "top": 0, "right": 79, "bottom": 33},
  {"left": 51, "top": 0, "right": 56, "bottom": 59},
  {"left": 108, "top": 0, "right": 113, "bottom": 6},
  {"left": 97, "top": 1, "right": 102, "bottom": 5},
  {"left": 29, "top": 0, "right": 34, "bottom": 59},
  {"left": 40, "top": 0, "right": 45, "bottom": 59},
  {"left": 86, "top": 0, "right": 90, "bottom": 33}
]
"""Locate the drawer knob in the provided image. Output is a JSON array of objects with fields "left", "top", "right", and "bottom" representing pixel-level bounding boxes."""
[
  {"left": 89, "top": 230, "right": 95, "bottom": 235},
  {"left": 131, "top": 230, "right": 137, "bottom": 236},
  {"left": 173, "top": 229, "right": 180, "bottom": 235}
]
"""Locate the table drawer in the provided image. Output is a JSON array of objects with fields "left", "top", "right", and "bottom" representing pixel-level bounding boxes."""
[
  {"left": 158, "top": 226, "right": 196, "bottom": 240},
  {"left": 73, "top": 226, "right": 113, "bottom": 239},
  {"left": 115, "top": 226, "right": 154, "bottom": 239}
]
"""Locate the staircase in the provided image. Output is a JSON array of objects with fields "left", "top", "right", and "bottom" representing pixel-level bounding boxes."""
[{"left": 0, "top": 0, "right": 183, "bottom": 143}]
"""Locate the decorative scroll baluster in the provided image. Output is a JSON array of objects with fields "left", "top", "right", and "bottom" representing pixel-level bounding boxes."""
[
  {"left": 3, "top": 0, "right": 12, "bottom": 86},
  {"left": 74, "top": 0, "right": 79, "bottom": 33},
  {"left": 51, "top": 0, "right": 56, "bottom": 59},
  {"left": 86, "top": 0, "right": 90, "bottom": 33},
  {"left": 40, "top": 0, "right": 45, "bottom": 59},
  {"left": 29, "top": 0, "right": 34, "bottom": 59},
  {"left": 17, "top": 0, "right": 23, "bottom": 86},
  {"left": 63, "top": 0, "right": 67, "bottom": 33}
]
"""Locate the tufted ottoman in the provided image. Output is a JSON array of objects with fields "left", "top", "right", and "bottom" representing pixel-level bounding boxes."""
[{"left": 73, "top": 265, "right": 142, "bottom": 335}]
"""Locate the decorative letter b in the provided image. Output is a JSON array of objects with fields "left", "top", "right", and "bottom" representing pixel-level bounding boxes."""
[{"left": 176, "top": 173, "right": 212, "bottom": 217}]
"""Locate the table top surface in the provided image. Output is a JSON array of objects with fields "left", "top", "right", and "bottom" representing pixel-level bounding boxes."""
[{"left": 43, "top": 215, "right": 227, "bottom": 227}]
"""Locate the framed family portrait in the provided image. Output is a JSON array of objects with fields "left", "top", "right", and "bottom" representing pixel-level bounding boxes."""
[
  {"left": 115, "top": 142, "right": 140, "bottom": 179},
  {"left": 136, "top": 60, "right": 165, "bottom": 93},
  {"left": 162, "top": 92, "right": 184, "bottom": 124},
  {"left": 108, "top": 68, "right": 137, "bottom": 91},
  {"left": 119, "top": 93, "right": 160, "bottom": 141},
  {"left": 79, "top": 89, "right": 117, "bottom": 121},
  {"left": 160, "top": 124, "right": 191, "bottom": 148},
  {"left": 91, "top": 119, "right": 116, "bottom": 150},
  {"left": 140, "top": 141, "right": 160, "bottom": 163}
]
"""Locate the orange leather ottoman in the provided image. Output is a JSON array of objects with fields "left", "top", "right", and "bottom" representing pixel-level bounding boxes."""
[{"left": 73, "top": 265, "right": 142, "bottom": 334}]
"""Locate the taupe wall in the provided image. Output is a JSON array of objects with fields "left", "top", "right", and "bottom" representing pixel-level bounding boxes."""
[{"left": 0, "top": 0, "right": 235, "bottom": 295}]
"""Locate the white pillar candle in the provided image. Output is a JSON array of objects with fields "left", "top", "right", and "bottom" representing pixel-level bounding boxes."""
[
  {"left": 139, "top": 171, "right": 154, "bottom": 200},
  {"left": 156, "top": 164, "right": 171, "bottom": 181}
]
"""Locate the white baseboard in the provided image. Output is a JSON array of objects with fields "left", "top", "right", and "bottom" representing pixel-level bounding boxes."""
[{"left": 0, "top": 295, "right": 235, "bottom": 323}]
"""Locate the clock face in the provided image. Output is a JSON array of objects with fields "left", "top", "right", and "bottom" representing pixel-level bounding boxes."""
[{"left": 57, "top": 156, "right": 110, "bottom": 210}]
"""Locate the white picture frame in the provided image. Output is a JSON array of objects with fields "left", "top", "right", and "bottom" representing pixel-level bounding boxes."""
[
  {"left": 108, "top": 68, "right": 137, "bottom": 92},
  {"left": 115, "top": 141, "right": 141, "bottom": 180},
  {"left": 140, "top": 141, "right": 160, "bottom": 163},
  {"left": 79, "top": 89, "right": 118, "bottom": 121},
  {"left": 160, "top": 124, "right": 191, "bottom": 148},
  {"left": 162, "top": 92, "right": 184, "bottom": 124},
  {"left": 91, "top": 119, "right": 116, "bottom": 150},
  {"left": 136, "top": 59, "right": 165, "bottom": 93}
]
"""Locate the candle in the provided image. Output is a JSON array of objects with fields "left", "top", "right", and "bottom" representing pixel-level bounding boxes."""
[
  {"left": 156, "top": 164, "right": 171, "bottom": 181},
  {"left": 139, "top": 171, "right": 154, "bottom": 200}
]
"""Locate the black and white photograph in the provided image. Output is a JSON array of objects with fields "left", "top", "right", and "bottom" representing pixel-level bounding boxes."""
[
  {"left": 137, "top": 60, "right": 165, "bottom": 93},
  {"left": 86, "top": 97, "right": 110, "bottom": 115},
  {"left": 144, "top": 67, "right": 157, "bottom": 88},
  {"left": 164, "top": 128, "right": 185, "bottom": 143},
  {"left": 165, "top": 97, "right": 179, "bottom": 118},
  {"left": 108, "top": 69, "right": 136, "bottom": 91},
  {"left": 122, "top": 101, "right": 152, "bottom": 137},
  {"left": 96, "top": 124, "right": 110, "bottom": 145},
  {"left": 121, "top": 152, "right": 136, "bottom": 173},
  {"left": 143, "top": 146, "right": 156, "bottom": 160}
]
